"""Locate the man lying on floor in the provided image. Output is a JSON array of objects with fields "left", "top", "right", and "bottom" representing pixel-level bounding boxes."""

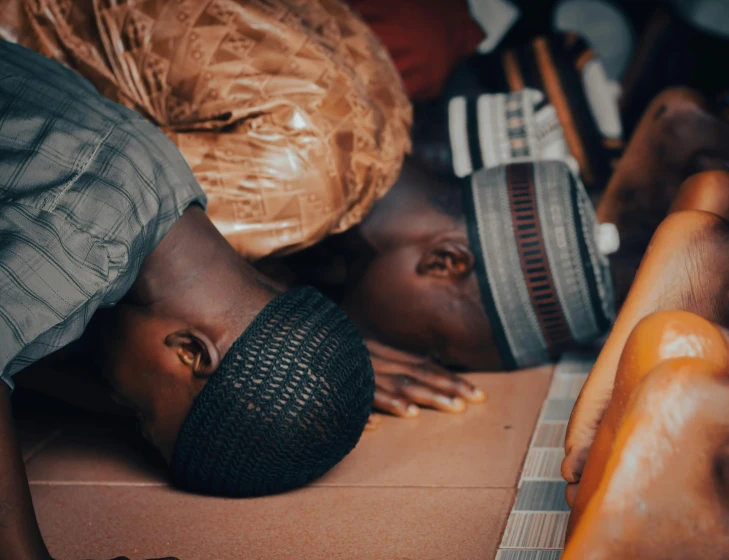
[
  {"left": 7, "top": 0, "right": 729, "bottom": 422},
  {"left": 0, "top": 39, "right": 375, "bottom": 560}
]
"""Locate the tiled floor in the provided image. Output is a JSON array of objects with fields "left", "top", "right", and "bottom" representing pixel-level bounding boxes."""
[
  {"left": 495, "top": 354, "right": 596, "bottom": 559},
  {"left": 14, "top": 367, "right": 552, "bottom": 560}
]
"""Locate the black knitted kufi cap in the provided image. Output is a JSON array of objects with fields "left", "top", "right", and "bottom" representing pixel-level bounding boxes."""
[{"left": 169, "top": 286, "right": 374, "bottom": 497}]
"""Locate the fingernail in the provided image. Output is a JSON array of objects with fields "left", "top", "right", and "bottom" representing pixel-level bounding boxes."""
[
  {"left": 406, "top": 404, "right": 420, "bottom": 417},
  {"left": 471, "top": 387, "right": 486, "bottom": 400},
  {"left": 451, "top": 396, "right": 466, "bottom": 411},
  {"left": 437, "top": 395, "right": 466, "bottom": 411}
]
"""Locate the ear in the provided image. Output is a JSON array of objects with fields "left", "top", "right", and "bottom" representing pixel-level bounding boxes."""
[
  {"left": 416, "top": 238, "right": 474, "bottom": 279},
  {"left": 165, "top": 329, "right": 221, "bottom": 378}
]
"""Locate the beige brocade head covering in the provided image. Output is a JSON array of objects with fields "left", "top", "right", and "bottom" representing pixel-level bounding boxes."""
[{"left": 3, "top": 0, "right": 412, "bottom": 260}]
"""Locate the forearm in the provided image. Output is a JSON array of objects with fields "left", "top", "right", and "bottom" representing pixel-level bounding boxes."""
[{"left": 0, "top": 383, "right": 51, "bottom": 560}]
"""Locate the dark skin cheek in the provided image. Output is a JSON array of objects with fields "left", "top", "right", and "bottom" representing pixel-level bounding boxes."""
[{"left": 436, "top": 313, "right": 503, "bottom": 372}]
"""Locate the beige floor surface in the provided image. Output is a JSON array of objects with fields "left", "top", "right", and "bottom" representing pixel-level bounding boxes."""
[{"left": 15, "top": 366, "right": 553, "bottom": 560}]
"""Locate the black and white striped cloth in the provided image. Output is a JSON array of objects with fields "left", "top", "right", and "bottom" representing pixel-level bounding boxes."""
[
  {"left": 448, "top": 89, "right": 579, "bottom": 179},
  {"left": 412, "top": 33, "right": 624, "bottom": 195}
]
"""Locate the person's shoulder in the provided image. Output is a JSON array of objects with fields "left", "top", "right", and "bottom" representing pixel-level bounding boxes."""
[{"left": 0, "top": 39, "right": 98, "bottom": 101}]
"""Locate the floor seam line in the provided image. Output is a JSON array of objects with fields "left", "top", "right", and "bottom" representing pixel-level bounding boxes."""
[{"left": 22, "top": 427, "right": 64, "bottom": 465}]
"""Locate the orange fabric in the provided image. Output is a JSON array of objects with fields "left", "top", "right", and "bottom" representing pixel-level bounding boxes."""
[
  {"left": 8, "top": 0, "right": 412, "bottom": 260},
  {"left": 346, "top": 0, "right": 485, "bottom": 101}
]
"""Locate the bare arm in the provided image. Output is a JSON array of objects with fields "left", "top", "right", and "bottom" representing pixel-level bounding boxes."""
[{"left": 0, "top": 382, "right": 52, "bottom": 560}]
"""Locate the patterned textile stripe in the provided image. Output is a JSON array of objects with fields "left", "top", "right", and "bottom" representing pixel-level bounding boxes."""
[
  {"left": 531, "top": 37, "right": 593, "bottom": 187},
  {"left": 549, "top": 35, "right": 616, "bottom": 191},
  {"left": 506, "top": 163, "right": 574, "bottom": 357},
  {"left": 498, "top": 34, "right": 621, "bottom": 194},
  {"left": 467, "top": 92, "right": 485, "bottom": 171},
  {"left": 465, "top": 165, "right": 552, "bottom": 370},
  {"left": 494, "top": 353, "right": 595, "bottom": 558},
  {"left": 448, "top": 96, "right": 473, "bottom": 177},
  {"left": 502, "top": 49, "right": 526, "bottom": 92},
  {"left": 505, "top": 95, "right": 531, "bottom": 160},
  {"left": 449, "top": 91, "right": 537, "bottom": 178}
]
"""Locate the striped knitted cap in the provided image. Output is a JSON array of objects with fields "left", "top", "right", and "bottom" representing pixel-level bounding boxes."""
[{"left": 463, "top": 160, "right": 616, "bottom": 370}]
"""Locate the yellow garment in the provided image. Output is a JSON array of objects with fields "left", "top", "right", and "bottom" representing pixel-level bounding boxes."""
[{"left": 4, "top": 0, "right": 412, "bottom": 259}]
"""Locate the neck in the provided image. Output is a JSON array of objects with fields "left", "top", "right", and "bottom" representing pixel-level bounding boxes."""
[{"left": 128, "top": 206, "right": 279, "bottom": 345}]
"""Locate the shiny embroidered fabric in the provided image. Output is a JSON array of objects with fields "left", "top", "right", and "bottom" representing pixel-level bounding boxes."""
[{"left": 6, "top": 0, "right": 412, "bottom": 259}]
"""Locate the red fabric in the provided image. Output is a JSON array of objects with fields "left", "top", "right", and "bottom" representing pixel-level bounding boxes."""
[{"left": 347, "top": 0, "right": 485, "bottom": 101}]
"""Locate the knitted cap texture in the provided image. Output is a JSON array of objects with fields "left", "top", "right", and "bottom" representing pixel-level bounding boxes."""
[{"left": 170, "top": 286, "right": 374, "bottom": 497}]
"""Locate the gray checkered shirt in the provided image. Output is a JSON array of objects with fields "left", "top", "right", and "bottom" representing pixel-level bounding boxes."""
[{"left": 0, "top": 40, "right": 207, "bottom": 388}]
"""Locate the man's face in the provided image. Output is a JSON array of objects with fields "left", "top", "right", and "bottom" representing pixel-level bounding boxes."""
[
  {"left": 564, "top": 364, "right": 729, "bottom": 560},
  {"left": 93, "top": 304, "right": 197, "bottom": 461},
  {"left": 342, "top": 246, "right": 504, "bottom": 371}
]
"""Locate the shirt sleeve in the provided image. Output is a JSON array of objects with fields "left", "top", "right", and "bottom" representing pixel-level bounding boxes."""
[
  {"left": 0, "top": 204, "right": 111, "bottom": 388},
  {"left": 0, "top": 39, "right": 207, "bottom": 387}
]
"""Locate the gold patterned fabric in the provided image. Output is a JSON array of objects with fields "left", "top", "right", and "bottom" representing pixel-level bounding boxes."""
[{"left": 4, "top": 0, "right": 412, "bottom": 259}]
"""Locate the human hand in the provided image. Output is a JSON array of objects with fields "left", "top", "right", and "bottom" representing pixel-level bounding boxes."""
[
  {"left": 366, "top": 339, "right": 486, "bottom": 422},
  {"left": 561, "top": 209, "right": 729, "bottom": 495}
]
